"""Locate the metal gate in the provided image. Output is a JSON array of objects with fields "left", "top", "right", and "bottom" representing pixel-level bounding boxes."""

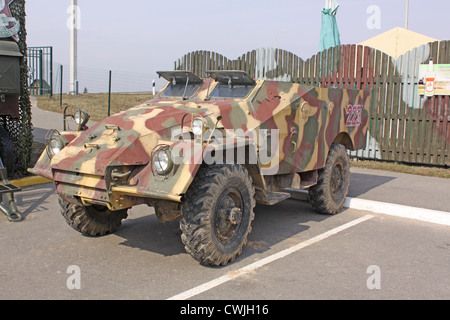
[{"left": 27, "top": 46, "right": 53, "bottom": 96}]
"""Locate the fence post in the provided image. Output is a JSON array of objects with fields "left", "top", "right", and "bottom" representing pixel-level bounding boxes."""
[
  {"left": 108, "top": 70, "right": 112, "bottom": 117},
  {"left": 39, "top": 49, "right": 43, "bottom": 96},
  {"left": 60, "top": 65, "right": 63, "bottom": 107},
  {"left": 50, "top": 47, "right": 53, "bottom": 98}
]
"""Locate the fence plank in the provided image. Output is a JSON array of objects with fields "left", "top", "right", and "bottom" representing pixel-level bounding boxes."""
[
  {"left": 325, "top": 47, "right": 332, "bottom": 87},
  {"left": 304, "top": 57, "right": 310, "bottom": 86},
  {"left": 429, "top": 96, "right": 440, "bottom": 164},
  {"left": 377, "top": 52, "right": 388, "bottom": 159},
  {"left": 436, "top": 95, "right": 449, "bottom": 165},
  {"left": 298, "top": 56, "right": 304, "bottom": 84},
  {"left": 404, "top": 47, "right": 417, "bottom": 162},
  {"left": 444, "top": 96, "right": 449, "bottom": 165},
  {"left": 410, "top": 45, "right": 423, "bottom": 163},
  {"left": 344, "top": 45, "right": 351, "bottom": 89},
  {"left": 367, "top": 49, "right": 382, "bottom": 159},
  {"left": 355, "top": 45, "right": 363, "bottom": 90},
  {"left": 397, "top": 54, "right": 407, "bottom": 162},
  {"left": 362, "top": 46, "right": 371, "bottom": 90},
  {"left": 320, "top": 49, "right": 326, "bottom": 87},
  {"left": 314, "top": 52, "right": 321, "bottom": 87},
  {"left": 382, "top": 57, "right": 394, "bottom": 160},
  {"left": 390, "top": 59, "right": 401, "bottom": 161},
  {"left": 418, "top": 45, "right": 433, "bottom": 163}
]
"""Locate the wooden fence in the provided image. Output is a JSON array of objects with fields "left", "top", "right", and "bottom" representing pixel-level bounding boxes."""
[{"left": 174, "top": 41, "right": 450, "bottom": 166}]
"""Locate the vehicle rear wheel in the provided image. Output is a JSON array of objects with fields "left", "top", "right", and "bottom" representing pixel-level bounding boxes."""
[
  {"left": 59, "top": 196, "right": 128, "bottom": 236},
  {"left": 308, "top": 143, "right": 350, "bottom": 215},
  {"left": 0, "top": 126, "right": 15, "bottom": 176},
  {"left": 180, "top": 164, "right": 255, "bottom": 266}
]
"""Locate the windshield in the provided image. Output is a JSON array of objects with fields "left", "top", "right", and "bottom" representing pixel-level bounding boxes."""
[
  {"left": 157, "top": 71, "right": 203, "bottom": 98},
  {"left": 162, "top": 83, "right": 202, "bottom": 98},
  {"left": 209, "top": 84, "right": 254, "bottom": 98},
  {"left": 206, "top": 71, "right": 256, "bottom": 99}
]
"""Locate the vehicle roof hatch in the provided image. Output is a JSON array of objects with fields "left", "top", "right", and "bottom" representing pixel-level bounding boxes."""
[{"left": 157, "top": 71, "right": 203, "bottom": 84}]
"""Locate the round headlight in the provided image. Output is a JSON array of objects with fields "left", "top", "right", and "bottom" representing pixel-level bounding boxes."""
[
  {"left": 46, "top": 136, "right": 65, "bottom": 158},
  {"left": 192, "top": 118, "right": 204, "bottom": 137},
  {"left": 74, "top": 110, "right": 90, "bottom": 127},
  {"left": 152, "top": 146, "right": 173, "bottom": 175}
]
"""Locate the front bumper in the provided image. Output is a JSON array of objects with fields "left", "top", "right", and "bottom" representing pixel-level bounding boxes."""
[
  {"left": 52, "top": 168, "right": 182, "bottom": 211},
  {"left": 30, "top": 138, "right": 205, "bottom": 210}
]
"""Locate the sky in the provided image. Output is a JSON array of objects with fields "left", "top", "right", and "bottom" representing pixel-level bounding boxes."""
[{"left": 24, "top": 0, "right": 450, "bottom": 91}]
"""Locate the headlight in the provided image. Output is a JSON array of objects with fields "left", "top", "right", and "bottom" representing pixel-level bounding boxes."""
[
  {"left": 48, "top": 138, "right": 63, "bottom": 155},
  {"left": 74, "top": 110, "right": 90, "bottom": 127},
  {"left": 152, "top": 145, "right": 173, "bottom": 176},
  {"left": 191, "top": 118, "right": 204, "bottom": 138},
  {"left": 45, "top": 130, "right": 66, "bottom": 159}
]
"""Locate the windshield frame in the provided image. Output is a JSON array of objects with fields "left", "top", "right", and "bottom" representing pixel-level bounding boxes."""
[{"left": 157, "top": 71, "right": 203, "bottom": 99}]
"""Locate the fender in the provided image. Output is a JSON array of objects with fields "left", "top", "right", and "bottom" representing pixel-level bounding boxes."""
[{"left": 28, "top": 131, "right": 82, "bottom": 180}]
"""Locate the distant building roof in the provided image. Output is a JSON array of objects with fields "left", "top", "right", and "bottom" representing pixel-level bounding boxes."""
[{"left": 359, "top": 27, "right": 438, "bottom": 59}]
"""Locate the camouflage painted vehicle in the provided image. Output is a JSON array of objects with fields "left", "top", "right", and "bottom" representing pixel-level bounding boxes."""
[{"left": 30, "top": 70, "right": 370, "bottom": 266}]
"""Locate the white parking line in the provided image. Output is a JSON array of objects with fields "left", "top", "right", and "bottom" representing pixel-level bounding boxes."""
[
  {"left": 167, "top": 214, "right": 373, "bottom": 300},
  {"left": 344, "top": 197, "right": 450, "bottom": 227},
  {"left": 288, "top": 190, "right": 450, "bottom": 227}
]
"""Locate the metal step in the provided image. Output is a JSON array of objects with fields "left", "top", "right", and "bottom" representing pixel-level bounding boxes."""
[{"left": 255, "top": 190, "right": 291, "bottom": 206}]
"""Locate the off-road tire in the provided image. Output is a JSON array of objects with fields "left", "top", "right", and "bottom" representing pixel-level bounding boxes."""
[
  {"left": 180, "top": 164, "right": 256, "bottom": 266},
  {"left": 308, "top": 143, "right": 350, "bottom": 215},
  {"left": 0, "top": 126, "right": 15, "bottom": 176},
  {"left": 59, "top": 196, "right": 128, "bottom": 236}
]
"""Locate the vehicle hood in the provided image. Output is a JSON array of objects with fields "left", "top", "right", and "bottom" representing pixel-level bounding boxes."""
[{"left": 51, "top": 101, "right": 215, "bottom": 176}]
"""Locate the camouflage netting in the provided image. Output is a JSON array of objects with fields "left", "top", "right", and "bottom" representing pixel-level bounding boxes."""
[{"left": 1, "top": 0, "right": 33, "bottom": 175}]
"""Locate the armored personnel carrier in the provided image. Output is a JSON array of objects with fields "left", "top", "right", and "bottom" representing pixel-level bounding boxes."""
[{"left": 31, "top": 70, "right": 370, "bottom": 266}]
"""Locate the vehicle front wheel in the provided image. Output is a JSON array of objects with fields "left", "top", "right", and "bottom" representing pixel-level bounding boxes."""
[
  {"left": 59, "top": 196, "right": 128, "bottom": 236},
  {"left": 308, "top": 143, "right": 350, "bottom": 215},
  {"left": 180, "top": 164, "right": 255, "bottom": 266}
]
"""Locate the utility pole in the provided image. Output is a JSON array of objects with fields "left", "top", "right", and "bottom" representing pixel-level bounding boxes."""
[
  {"left": 69, "top": 0, "right": 78, "bottom": 95},
  {"left": 405, "top": 0, "right": 409, "bottom": 30}
]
